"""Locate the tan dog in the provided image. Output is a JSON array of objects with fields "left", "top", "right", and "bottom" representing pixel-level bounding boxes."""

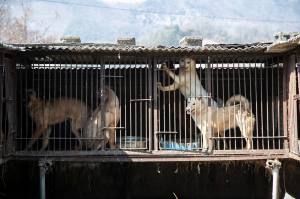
[
  {"left": 157, "top": 57, "right": 220, "bottom": 106},
  {"left": 186, "top": 95, "right": 255, "bottom": 153},
  {"left": 84, "top": 87, "right": 120, "bottom": 150},
  {"left": 26, "top": 90, "right": 89, "bottom": 150}
]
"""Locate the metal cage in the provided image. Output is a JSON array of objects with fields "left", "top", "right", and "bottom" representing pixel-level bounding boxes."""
[{"left": 1, "top": 42, "right": 299, "bottom": 161}]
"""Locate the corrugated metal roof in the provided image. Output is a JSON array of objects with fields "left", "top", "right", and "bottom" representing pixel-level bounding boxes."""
[
  {"left": 267, "top": 34, "right": 300, "bottom": 53},
  {"left": 1, "top": 42, "right": 272, "bottom": 54}
]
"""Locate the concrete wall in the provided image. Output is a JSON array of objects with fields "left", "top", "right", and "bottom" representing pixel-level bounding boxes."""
[{"left": 0, "top": 160, "right": 281, "bottom": 199}]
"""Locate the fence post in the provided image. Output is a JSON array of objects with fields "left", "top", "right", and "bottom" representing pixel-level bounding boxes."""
[{"left": 4, "top": 56, "right": 17, "bottom": 155}]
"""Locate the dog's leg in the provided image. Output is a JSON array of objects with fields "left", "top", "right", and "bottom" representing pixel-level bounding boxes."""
[
  {"left": 41, "top": 127, "right": 52, "bottom": 151},
  {"left": 245, "top": 117, "right": 255, "bottom": 150},
  {"left": 26, "top": 125, "right": 48, "bottom": 150},
  {"left": 71, "top": 121, "right": 83, "bottom": 150},
  {"left": 199, "top": 124, "right": 209, "bottom": 153},
  {"left": 237, "top": 112, "right": 254, "bottom": 150},
  {"left": 108, "top": 128, "right": 116, "bottom": 149}
]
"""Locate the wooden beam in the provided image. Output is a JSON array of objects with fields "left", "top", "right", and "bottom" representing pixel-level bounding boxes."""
[
  {"left": 0, "top": 52, "right": 3, "bottom": 150},
  {"left": 4, "top": 56, "right": 17, "bottom": 154},
  {"left": 286, "top": 54, "right": 298, "bottom": 154}
]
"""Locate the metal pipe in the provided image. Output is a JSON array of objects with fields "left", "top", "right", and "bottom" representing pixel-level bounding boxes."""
[
  {"left": 266, "top": 159, "right": 282, "bottom": 199},
  {"left": 39, "top": 160, "right": 52, "bottom": 199}
]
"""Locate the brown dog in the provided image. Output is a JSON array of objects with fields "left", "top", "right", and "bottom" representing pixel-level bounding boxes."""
[
  {"left": 158, "top": 57, "right": 220, "bottom": 106},
  {"left": 84, "top": 87, "right": 120, "bottom": 150},
  {"left": 186, "top": 95, "right": 255, "bottom": 153},
  {"left": 26, "top": 90, "right": 89, "bottom": 150}
]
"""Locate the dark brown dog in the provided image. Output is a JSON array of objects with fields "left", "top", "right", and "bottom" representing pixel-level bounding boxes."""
[{"left": 26, "top": 90, "right": 89, "bottom": 150}]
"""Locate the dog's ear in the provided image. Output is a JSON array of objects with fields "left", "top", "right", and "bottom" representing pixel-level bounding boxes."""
[
  {"left": 98, "top": 87, "right": 110, "bottom": 103},
  {"left": 26, "top": 89, "right": 36, "bottom": 98}
]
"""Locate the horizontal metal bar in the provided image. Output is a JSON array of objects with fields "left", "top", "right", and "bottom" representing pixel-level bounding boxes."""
[
  {"left": 130, "top": 98, "right": 152, "bottom": 102},
  {"left": 211, "top": 136, "right": 288, "bottom": 139},
  {"left": 155, "top": 131, "right": 178, "bottom": 134},
  {"left": 101, "top": 75, "right": 124, "bottom": 78},
  {"left": 188, "top": 95, "right": 212, "bottom": 98},
  {"left": 102, "top": 126, "right": 126, "bottom": 130}
]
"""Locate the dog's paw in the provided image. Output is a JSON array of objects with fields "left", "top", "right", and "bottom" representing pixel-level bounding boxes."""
[
  {"left": 201, "top": 148, "right": 208, "bottom": 154},
  {"left": 157, "top": 82, "right": 163, "bottom": 90}
]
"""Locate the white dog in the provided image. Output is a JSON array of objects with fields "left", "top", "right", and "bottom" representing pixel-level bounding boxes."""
[
  {"left": 157, "top": 57, "right": 220, "bottom": 106},
  {"left": 186, "top": 95, "right": 255, "bottom": 153}
]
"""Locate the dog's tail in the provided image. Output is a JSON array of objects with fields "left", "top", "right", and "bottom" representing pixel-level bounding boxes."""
[{"left": 225, "top": 95, "right": 251, "bottom": 111}]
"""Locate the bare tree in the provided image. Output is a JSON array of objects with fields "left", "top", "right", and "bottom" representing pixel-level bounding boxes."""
[{"left": 0, "top": 0, "right": 57, "bottom": 43}]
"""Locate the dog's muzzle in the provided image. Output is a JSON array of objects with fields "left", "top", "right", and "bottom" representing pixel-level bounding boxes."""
[{"left": 186, "top": 107, "right": 192, "bottom": 115}]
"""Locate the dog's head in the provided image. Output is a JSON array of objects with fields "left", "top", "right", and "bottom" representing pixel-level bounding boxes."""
[
  {"left": 186, "top": 98, "right": 205, "bottom": 115},
  {"left": 186, "top": 99, "right": 197, "bottom": 115},
  {"left": 26, "top": 89, "right": 38, "bottom": 109},
  {"left": 179, "top": 57, "right": 196, "bottom": 70}
]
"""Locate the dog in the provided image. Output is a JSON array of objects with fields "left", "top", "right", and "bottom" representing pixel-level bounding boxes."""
[
  {"left": 157, "top": 57, "right": 221, "bottom": 106},
  {"left": 26, "top": 90, "right": 89, "bottom": 150},
  {"left": 84, "top": 87, "right": 120, "bottom": 150},
  {"left": 186, "top": 95, "right": 255, "bottom": 153}
]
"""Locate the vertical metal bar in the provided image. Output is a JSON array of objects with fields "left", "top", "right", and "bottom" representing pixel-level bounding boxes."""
[
  {"left": 271, "top": 57, "right": 275, "bottom": 149},
  {"left": 254, "top": 61, "right": 259, "bottom": 149},
  {"left": 100, "top": 57, "right": 106, "bottom": 150},
  {"left": 277, "top": 56, "right": 281, "bottom": 149},
  {"left": 153, "top": 57, "right": 158, "bottom": 151},
  {"left": 58, "top": 54, "right": 62, "bottom": 151},
  {"left": 215, "top": 56, "right": 220, "bottom": 150},
  {"left": 134, "top": 58, "right": 137, "bottom": 148},
  {"left": 48, "top": 55, "right": 52, "bottom": 151},
  {"left": 4, "top": 56, "right": 17, "bottom": 154},
  {"left": 248, "top": 58, "right": 253, "bottom": 149},
  {"left": 243, "top": 58, "right": 247, "bottom": 149},
  {"left": 266, "top": 57, "right": 270, "bottom": 150},
  {"left": 221, "top": 57, "right": 226, "bottom": 150},
  {"left": 140, "top": 59, "right": 143, "bottom": 148},
  {"left": 75, "top": 55, "right": 80, "bottom": 150},
  {"left": 124, "top": 58, "right": 127, "bottom": 149},
  {"left": 227, "top": 58, "right": 231, "bottom": 150},
  {"left": 147, "top": 57, "right": 151, "bottom": 151},
  {"left": 169, "top": 56, "right": 172, "bottom": 147},
  {"left": 206, "top": 56, "right": 213, "bottom": 152},
  {"left": 118, "top": 57, "right": 122, "bottom": 149},
  {"left": 260, "top": 57, "right": 264, "bottom": 150},
  {"left": 173, "top": 57, "right": 176, "bottom": 145}
]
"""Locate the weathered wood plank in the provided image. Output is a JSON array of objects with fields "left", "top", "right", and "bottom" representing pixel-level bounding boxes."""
[
  {"left": 286, "top": 54, "right": 298, "bottom": 154},
  {"left": 4, "top": 56, "right": 17, "bottom": 154}
]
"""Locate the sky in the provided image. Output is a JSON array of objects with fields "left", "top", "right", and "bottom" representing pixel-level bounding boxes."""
[{"left": 6, "top": 0, "right": 300, "bottom": 46}]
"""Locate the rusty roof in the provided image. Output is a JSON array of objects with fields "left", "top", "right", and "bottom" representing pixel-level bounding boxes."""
[{"left": 0, "top": 42, "right": 274, "bottom": 54}]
